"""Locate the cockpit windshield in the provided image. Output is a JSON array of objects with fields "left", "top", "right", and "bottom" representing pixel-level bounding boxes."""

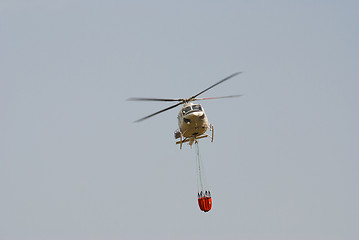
[
  {"left": 182, "top": 106, "right": 192, "bottom": 115},
  {"left": 182, "top": 104, "right": 202, "bottom": 115},
  {"left": 192, "top": 105, "right": 202, "bottom": 111}
]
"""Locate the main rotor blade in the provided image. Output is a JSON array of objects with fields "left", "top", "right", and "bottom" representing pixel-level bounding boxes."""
[
  {"left": 194, "top": 94, "right": 243, "bottom": 101},
  {"left": 134, "top": 102, "right": 183, "bottom": 122},
  {"left": 127, "top": 97, "right": 183, "bottom": 102},
  {"left": 191, "top": 72, "right": 242, "bottom": 99}
]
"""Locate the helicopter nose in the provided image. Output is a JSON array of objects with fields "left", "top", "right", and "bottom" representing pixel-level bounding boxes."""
[
  {"left": 194, "top": 112, "right": 205, "bottom": 120},
  {"left": 184, "top": 112, "right": 203, "bottom": 123},
  {"left": 191, "top": 112, "right": 203, "bottom": 117}
]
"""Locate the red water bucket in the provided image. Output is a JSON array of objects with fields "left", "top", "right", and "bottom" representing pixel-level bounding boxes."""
[{"left": 198, "top": 196, "right": 212, "bottom": 212}]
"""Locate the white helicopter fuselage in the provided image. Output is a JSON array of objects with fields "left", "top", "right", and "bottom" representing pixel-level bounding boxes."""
[{"left": 177, "top": 102, "right": 210, "bottom": 139}]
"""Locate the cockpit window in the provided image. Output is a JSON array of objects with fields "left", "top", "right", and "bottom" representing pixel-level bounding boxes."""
[
  {"left": 182, "top": 106, "right": 192, "bottom": 114},
  {"left": 182, "top": 104, "right": 202, "bottom": 115},
  {"left": 192, "top": 105, "right": 202, "bottom": 111}
]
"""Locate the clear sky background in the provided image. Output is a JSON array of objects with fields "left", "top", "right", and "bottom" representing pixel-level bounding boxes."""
[{"left": 1, "top": 1, "right": 358, "bottom": 240}]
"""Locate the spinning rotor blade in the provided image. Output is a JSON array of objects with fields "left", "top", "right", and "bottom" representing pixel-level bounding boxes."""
[
  {"left": 128, "top": 97, "right": 183, "bottom": 102},
  {"left": 134, "top": 102, "right": 184, "bottom": 122},
  {"left": 130, "top": 72, "right": 242, "bottom": 122},
  {"left": 190, "top": 72, "right": 242, "bottom": 99},
  {"left": 194, "top": 94, "right": 243, "bottom": 101}
]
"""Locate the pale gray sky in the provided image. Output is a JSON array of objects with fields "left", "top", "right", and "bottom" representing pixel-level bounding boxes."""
[{"left": 1, "top": 1, "right": 359, "bottom": 240}]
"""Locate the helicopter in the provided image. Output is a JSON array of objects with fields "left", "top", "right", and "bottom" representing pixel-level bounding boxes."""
[{"left": 128, "top": 72, "right": 242, "bottom": 149}]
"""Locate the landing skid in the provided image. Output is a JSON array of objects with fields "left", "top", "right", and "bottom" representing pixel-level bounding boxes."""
[{"left": 175, "top": 124, "right": 214, "bottom": 149}]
